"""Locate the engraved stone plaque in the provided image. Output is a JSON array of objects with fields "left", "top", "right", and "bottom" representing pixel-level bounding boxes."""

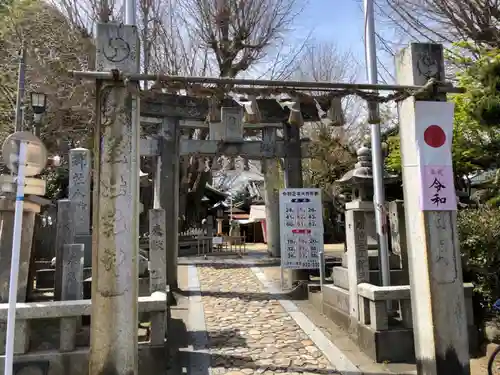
[
  {"left": 221, "top": 107, "right": 244, "bottom": 141},
  {"left": 96, "top": 23, "right": 140, "bottom": 74}
]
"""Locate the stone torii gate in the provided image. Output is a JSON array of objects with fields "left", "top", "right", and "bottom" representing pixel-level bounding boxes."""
[
  {"left": 139, "top": 94, "right": 322, "bottom": 289},
  {"left": 71, "top": 21, "right": 468, "bottom": 375}
]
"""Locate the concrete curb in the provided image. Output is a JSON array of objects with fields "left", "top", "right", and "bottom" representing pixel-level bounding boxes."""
[{"left": 185, "top": 265, "right": 211, "bottom": 375}]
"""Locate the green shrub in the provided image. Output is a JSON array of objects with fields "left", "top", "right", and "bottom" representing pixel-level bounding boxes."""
[{"left": 458, "top": 207, "right": 500, "bottom": 319}]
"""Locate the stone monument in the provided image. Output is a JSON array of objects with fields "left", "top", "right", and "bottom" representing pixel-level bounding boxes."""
[
  {"left": 335, "top": 138, "right": 400, "bottom": 320},
  {"left": 320, "top": 140, "right": 407, "bottom": 361}
]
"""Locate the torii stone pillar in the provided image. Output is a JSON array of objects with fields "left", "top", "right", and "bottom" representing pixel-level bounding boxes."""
[
  {"left": 395, "top": 43, "right": 469, "bottom": 374},
  {"left": 262, "top": 127, "right": 281, "bottom": 257},
  {"left": 90, "top": 22, "right": 140, "bottom": 375},
  {"left": 158, "top": 117, "right": 180, "bottom": 290},
  {"left": 283, "top": 122, "right": 309, "bottom": 285}
]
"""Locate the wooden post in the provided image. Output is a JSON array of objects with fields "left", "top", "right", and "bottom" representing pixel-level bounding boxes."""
[
  {"left": 159, "top": 117, "right": 180, "bottom": 290},
  {"left": 262, "top": 127, "right": 281, "bottom": 257},
  {"left": 90, "top": 22, "right": 140, "bottom": 375},
  {"left": 395, "top": 43, "right": 469, "bottom": 374},
  {"left": 283, "top": 123, "right": 309, "bottom": 285}
]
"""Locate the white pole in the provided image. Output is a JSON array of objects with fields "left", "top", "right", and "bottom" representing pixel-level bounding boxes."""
[
  {"left": 4, "top": 141, "right": 28, "bottom": 375},
  {"left": 363, "top": 0, "right": 391, "bottom": 288},
  {"left": 125, "top": 0, "right": 136, "bottom": 25}
]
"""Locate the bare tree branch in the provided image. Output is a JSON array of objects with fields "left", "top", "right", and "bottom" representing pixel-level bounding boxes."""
[
  {"left": 178, "top": 0, "right": 306, "bottom": 77},
  {"left": 371, "top": 0, "right": 500, "bottom": 52}
]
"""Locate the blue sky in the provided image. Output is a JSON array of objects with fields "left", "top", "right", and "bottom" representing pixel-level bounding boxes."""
[
  {"left": 296, "top": 0, "right": 396, "bottom": 83},
  {"left": 301, "top": 0, "right": 364, "bottom": 59}
]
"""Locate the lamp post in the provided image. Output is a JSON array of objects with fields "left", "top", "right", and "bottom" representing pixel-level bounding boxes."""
[{"left": 30, "top": 92, "right": 47, "bottom": 137}]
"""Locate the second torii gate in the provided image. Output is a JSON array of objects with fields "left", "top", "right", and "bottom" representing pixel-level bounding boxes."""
[{"left": 138, "top": 94, "right": 323, "bottom": 289}]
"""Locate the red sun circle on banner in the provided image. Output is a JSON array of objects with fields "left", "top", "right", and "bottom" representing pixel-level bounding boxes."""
[{"left": 424, "top": 125, "right": 446, "bottom": 148}]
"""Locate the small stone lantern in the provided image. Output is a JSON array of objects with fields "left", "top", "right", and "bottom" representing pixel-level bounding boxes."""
[{"left": 336, "top": 138, "right": 398, "bottom": 248}]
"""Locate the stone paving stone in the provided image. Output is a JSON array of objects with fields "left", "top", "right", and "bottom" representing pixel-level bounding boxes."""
[{"left": 197, "top": 265, "right": 338, "bottom": 375}]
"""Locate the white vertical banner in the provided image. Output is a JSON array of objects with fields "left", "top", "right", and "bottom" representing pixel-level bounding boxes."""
[{"left": 414, "top": 101, "right": 457, "bottom": 211}]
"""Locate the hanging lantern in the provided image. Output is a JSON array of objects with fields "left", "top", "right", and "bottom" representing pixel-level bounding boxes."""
[{"left": 327, "top": 96, "right": 346, "bottom": 127}]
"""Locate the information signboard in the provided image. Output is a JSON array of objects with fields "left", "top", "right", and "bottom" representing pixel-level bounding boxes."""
[{"left": 279, "top": 188, "right": 324, "bottom": 269}]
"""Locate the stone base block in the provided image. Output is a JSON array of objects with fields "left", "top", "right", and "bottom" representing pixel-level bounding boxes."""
[
  {"left": 0, "top": 344, "right": 168, "bottom": 375},
  {"left": 314, "top": 288, "right": 479, "bottom": 363},
  {"left": 342, "top": 250, "right": 401, "bottom": 270},
  {"left": 322, "top": 285, "right": 349, "bottom": 314},
  {"left": 357, "top": 323, "right": 479, "bottom": 363},
  {"left": 358, "top": 324, "right": 415, "bottom": 363},
  {"left": 36, "top": 269, "right": 55, "bottom": 289},
  {"left": 322, "top": 300, "right": 351, "bottom": 330},
  {"left": 321, "top": 296, "right": 415, "bottom": 363},
  {"left": 332, "top": 266, "right": 409, "bottom": 289}
]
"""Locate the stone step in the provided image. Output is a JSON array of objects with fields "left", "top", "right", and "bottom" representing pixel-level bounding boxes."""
[
  {"left": 331, "top": 266, "right": 409, "bottom": 290},
  {"left": 342, "top": 250, "right": 401, "bottom": 270},
  {"left": 322, "top": 284, "right": 350, "bottom": 314}
]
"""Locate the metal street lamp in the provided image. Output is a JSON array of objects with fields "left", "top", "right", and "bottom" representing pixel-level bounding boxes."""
[{"left": 30, "top": 92, "right": 47, "bottom": 137}]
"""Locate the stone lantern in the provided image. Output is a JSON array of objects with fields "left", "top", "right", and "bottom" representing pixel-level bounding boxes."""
[{"left": 336, "top": 138, "right": 398, "bottom": 248}]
